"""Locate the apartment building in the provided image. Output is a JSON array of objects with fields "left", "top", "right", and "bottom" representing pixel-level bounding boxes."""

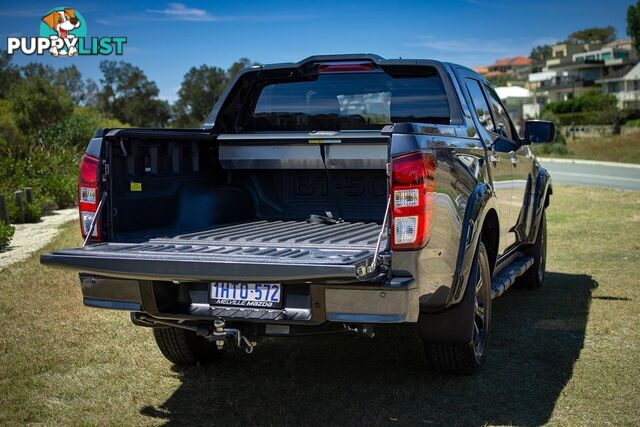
[
  {"left": 526, "top": 39, "right": 637, "bottom": 112},
  {"left": 598, "top": 62, "right": 640, "bottom": 109}
]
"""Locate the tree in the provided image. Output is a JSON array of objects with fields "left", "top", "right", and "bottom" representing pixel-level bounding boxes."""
[
  {"left": 21, "top": 63, "right": 56, "bottom": 80},
  {"left": 172, "top": 65, "right": 228, "bottom": 127},
  {"left": 568, "top": 26, "right": 616, "bottom": 44},
  {"left": 628, "top": 1, "right": 640, "bottom": 53},
  {"left": 54, "top": 66, "right": 88, "bottom": 105},
  {"left": 227, "top": 57, "right": 254, "bottom": 80},
  {"left": 0, "top": 50, "right": 21, "bottom": 99},
  {"left": 21, "top": 63, "right": 95, "bottom": 105},
  {"left": 8, "top": 76, "right": 73, "bottom": 141},
  {"left": 172, "top": 58, "right": 258, "bottom": 127},
  {"left": 529, "top": 45, "right": 552, "bottom": 63},
  {"left": 97, "top": 60, "right": 169, "bottom": 127}
]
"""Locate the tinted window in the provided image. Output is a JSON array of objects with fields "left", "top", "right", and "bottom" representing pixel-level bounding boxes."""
[
  {"left": 465, "top": 79, "right": 494, "bottom": 132},
  {"left": 250, "top": 71, "right": 450, "bottom": 131},
  {"left": 484, "top": 84, "right": 514, "bottom": 140}
]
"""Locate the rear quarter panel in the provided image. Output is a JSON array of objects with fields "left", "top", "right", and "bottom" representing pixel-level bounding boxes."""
[{"left": 390, "top": 132, "right": 498, "bottom": 312}]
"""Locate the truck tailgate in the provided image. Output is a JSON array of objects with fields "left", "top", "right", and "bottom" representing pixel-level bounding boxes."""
[{"left": 40, "top": 220, "right": 384, "bottom": 282}]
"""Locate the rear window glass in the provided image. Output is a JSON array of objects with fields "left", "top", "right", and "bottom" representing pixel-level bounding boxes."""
[{"left": 249, "top": 71, "right": 450, "bottom": 131}]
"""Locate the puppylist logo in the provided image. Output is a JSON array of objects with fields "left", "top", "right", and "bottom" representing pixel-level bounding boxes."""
[{"left": 7, "top": 7, "right": 126, "bottom": 56}]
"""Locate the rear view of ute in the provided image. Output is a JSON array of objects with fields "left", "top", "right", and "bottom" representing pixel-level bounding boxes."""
[{"left": 41, "top": 55, "right": 458, "bottom": 365}]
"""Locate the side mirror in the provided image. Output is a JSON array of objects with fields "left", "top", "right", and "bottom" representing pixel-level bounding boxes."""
[{"left": 524, "top": 120, "right": 555, "bottom": 144}]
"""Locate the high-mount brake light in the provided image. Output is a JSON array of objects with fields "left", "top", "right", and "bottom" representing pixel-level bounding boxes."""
[
  {"left": 78, "top": 154, "right": 101, "bottom": 241},
  {"left": 317, "top": 62, "right": 375, "bottom": 72},
  {"left": 390, "top": 152, "right": 436, "bottom": 250}
]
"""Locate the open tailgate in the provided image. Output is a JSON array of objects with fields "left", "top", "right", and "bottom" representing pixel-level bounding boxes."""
[{"left": 40, "top": 238, "right": 377, "bottom": 283}]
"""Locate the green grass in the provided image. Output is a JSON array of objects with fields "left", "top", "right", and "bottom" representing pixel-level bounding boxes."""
[
  {"left": 533, "top": 133, "right": 640, "bottom": 164},
  {"left": 1, "top": 186, "right": 639, "bottom": 425}
]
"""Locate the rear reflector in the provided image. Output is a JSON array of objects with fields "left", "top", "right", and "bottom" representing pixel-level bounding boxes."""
[{"left": 390, "top": 152, "right": 436, "bottom": 250}]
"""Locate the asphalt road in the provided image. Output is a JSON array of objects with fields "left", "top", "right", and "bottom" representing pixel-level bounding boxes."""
[{"left": 538, "top": 158, "right": 640, "bottom": 191}]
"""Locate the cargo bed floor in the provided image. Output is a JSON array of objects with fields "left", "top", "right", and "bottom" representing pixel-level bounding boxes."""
[{"left": 150, "top": 219, "right": 385, "bottom": 250}]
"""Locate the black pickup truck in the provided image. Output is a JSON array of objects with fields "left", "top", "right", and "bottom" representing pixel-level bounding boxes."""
[{"left": 41, "top": 54, "right": 554, "bottom": 375}]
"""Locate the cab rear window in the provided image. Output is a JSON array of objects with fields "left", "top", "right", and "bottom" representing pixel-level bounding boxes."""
[{"left": 248, "top": 70, "right": 450, "bottom": 131}]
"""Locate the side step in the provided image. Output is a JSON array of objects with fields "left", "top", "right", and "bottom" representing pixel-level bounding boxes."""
[{"left": 491, "top": 256, "right": 534, "bottom": 298}]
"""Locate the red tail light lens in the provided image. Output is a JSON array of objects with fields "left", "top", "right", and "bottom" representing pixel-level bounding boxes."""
[
  {"left": 390, "top": 152, "right": 436, "bottom": 250},
  {"left": 78, "top": 154, "right": 101, "bottom": 241}
]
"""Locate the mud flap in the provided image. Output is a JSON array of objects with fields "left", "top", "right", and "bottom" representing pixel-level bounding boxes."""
[{"left": 417, "top": 248, "right": 478, "bottom": 344}]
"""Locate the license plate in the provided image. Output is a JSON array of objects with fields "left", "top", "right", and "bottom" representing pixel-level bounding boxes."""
[{"left": 210, "top": 282, "right": 281, "bottom": 308}]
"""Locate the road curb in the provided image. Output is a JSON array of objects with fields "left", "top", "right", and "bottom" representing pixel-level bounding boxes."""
[{"left": 538, "top": 157, "right": 640, "bottom": 169}]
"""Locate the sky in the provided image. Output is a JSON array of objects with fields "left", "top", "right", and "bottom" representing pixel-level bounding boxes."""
[{"left": 1, "top": 0, "right": 634, "bottom": 102}]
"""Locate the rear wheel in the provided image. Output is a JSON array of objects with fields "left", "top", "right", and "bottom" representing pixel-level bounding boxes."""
[
  {"left": 516, "top": 211, "right": 547, "bottom": 289},
  {"left": 153, "top": 327, "right": 224, "bottom": 365},
  {"left": 422, "top": 242, "right": 492, "bottom": 375}
]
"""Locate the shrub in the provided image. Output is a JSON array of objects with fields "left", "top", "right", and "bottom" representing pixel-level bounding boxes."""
[
  {"left": 0, "top": 221, "right": 15, "bottom": 252},
  {"left": 44, "top": 107, "right": 125, "bottom": 150},
  {"left": 8, "top": 76, "right": 74, "bottom": 140},
  {"left": 0, "top": 147, "right": 81, "bottom": 215},
  {"left": 24, "top": 203, "right": 41, "bottom": 223},
  {"left": 37, "top": 195, "right": 58, "bottom": 216},
  {"left": 551, "top": 111, "right": 619, "bottom": 126},
  {"left": 544, "top": 91, "right": 618, "bottom": 115},
  {"left": 624, "top": 118, "right": 640, "bottom": 127},
  {"left": 537, "top": 111, "right": 570, "bottom": 155}
]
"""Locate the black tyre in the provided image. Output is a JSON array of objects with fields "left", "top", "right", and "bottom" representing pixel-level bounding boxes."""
[
  {"left": 422, "top": 242, "right": 492, "bottom": 375},
  {"left": 153, "top": 327, "right": 224, "bottom": 366},
  {"left": 516, "top": 211, "right": 547, "bottom": 289}
]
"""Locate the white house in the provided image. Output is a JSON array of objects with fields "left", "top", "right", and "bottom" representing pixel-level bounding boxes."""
[{"left": 597, "top": 62, "right": 640, "bottom": 109}]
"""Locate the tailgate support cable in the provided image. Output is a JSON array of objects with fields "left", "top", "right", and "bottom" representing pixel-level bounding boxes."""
[
  {"left": 83, "top": 191, "right": 108, "bottom": 247},
  {"left": 367, "top": 195, "right": 391, "bottom": 274}
]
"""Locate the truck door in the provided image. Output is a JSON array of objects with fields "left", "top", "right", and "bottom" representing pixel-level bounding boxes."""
[
  {"left": 460, "top": 75, "right": 514, "bottom": 257},
  {"left": 483, "top": 84, "right": 531, "bottom": 248}
]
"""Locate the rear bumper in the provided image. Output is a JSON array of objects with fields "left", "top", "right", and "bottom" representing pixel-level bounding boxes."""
[{"left": 79, "top": 274, "right": 418, "bottom": 324}]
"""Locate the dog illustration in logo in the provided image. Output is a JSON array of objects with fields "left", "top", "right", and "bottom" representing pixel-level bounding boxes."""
[{"left": 42, "top": 9, "right": 81, "bottom": 56}]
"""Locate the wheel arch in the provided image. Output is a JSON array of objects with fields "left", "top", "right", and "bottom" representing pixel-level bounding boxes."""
[{"left": 447, "top": 182, "right": 498, "bottom": 306}]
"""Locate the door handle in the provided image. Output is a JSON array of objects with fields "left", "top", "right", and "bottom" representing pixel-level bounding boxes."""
[
  {"left": 510, "top": 156, "right": 518, "bottom": 165},
  {"left": 489, "top": 154, "right": 499, "bottom": 164}
]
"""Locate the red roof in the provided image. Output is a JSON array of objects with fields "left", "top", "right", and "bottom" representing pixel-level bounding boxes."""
[
  {"left": 488, "top": 56, "right": 532, "bottom": 68},
  {"left": 509, "top": 56, "right": 532, "bottom": 66}
]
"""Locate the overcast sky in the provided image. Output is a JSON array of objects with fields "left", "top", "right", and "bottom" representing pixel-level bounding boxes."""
[{"left": 1, "top": 0, "right": 633, "bottom": 102}]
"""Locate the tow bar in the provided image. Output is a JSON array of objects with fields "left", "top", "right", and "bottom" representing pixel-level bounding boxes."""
[
  {"left": 209, "top": 319, "right": 255, "bottom": 353},
  {"left": 136, "top": 315, "right": 256, "bottom": 353}
]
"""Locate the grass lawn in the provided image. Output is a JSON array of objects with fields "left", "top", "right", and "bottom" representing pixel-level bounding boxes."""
[
  {"left": 1, "top": 186, "right": 639, "bottom": 425},
  {"left": 533, "top": 133, "right": 640, "bottom": 164}
]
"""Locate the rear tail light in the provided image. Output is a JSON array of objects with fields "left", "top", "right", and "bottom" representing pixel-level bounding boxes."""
[
  {"left": 390, "top": 152, "right": 436, "bottom": 250},
  {"left": 78, "top": 154, "right": 101, "bottom": 241}
]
